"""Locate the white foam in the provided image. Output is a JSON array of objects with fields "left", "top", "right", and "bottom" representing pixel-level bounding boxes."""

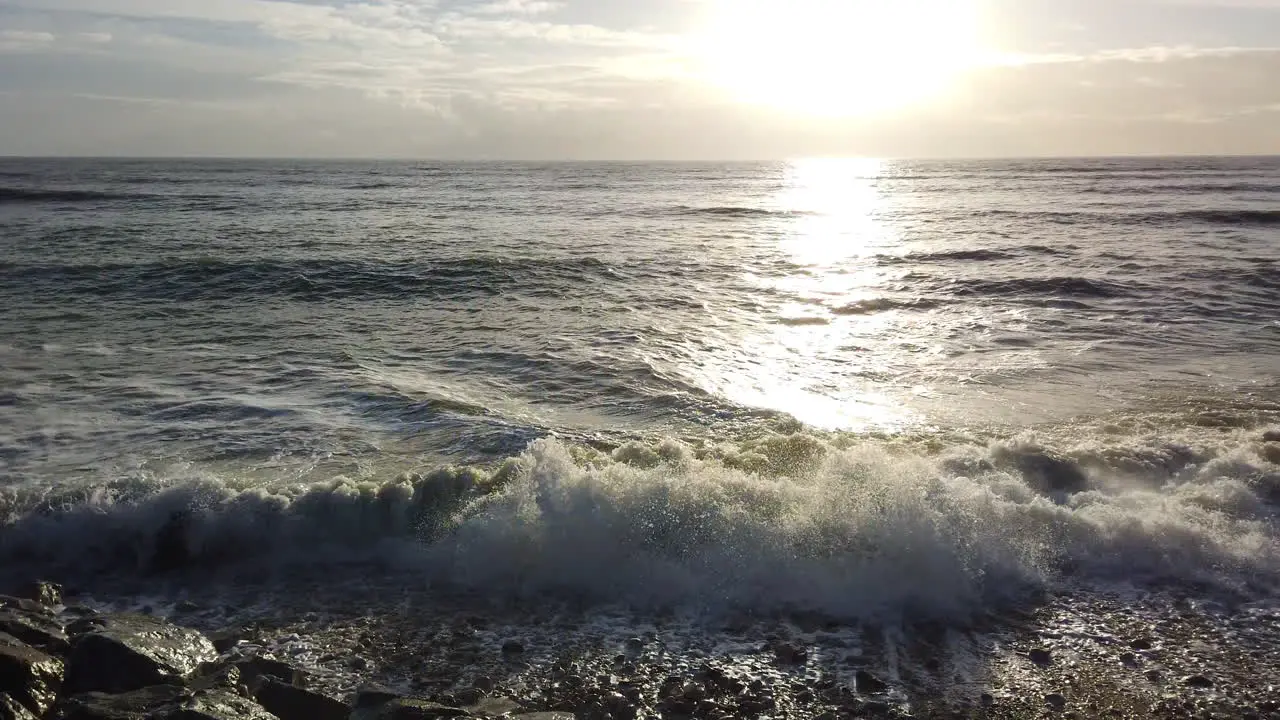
[{"left": 1, "top": 430, "right": 1276, "bottom": 622}]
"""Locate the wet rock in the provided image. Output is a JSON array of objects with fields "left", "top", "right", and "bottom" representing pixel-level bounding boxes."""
[
  {"left": 1045, "top": 692, "right": 1067, "bottom": 709},
  {"left": 500, "top": 640, "right": 524, "bottom": 656},
  {"left": 511, "top": 715, "right": 574, "bottom": 720},
  {"left": 351, "top": 697, "right": 471, "bottom": 719},
  {"left": 1183, "top": 674, "right": 1215, "bottom": 689},
  {"left": 10, "top": 582, "right": 62, "bottom": 609},
  {"left": 234, "top": 656, "right": 305, "bottom": 689},
  {"left": 980, "top": 692, "right": 994, "bottom": 707},
  {"left": 0, "top": 609, "right": 69, "bottom": 653},
  {"left": 0, "top": 599, "right": 52, "bottom": 617},
  {"left": 252, "top": 678, "right": 347, "bottom": 720},
  {"left": 352, "top": 686, "right": 402, "bottom": 709},
  {"left": 855, "top": 670, "right": 888, "bottom": 695},
  {"left": 205, "top": 630, "right": 243, "bottom": 655},
  {"left": 63, "top": 614, "right": 217, "bottom": 694},
  {"left": 50, "top": 685, "right": 186, "bottom": 720},
  {"left": 1119, "top": 652, "right": 1137, "bottom": 666},
  {"left": 1144, "top": 670, "right": 1163, "bottom": 683},
  {"left": 1262, "top": 429, "right": 1280, "bottom": 442},
  {"left": 465, "top": 696, "right": 523, "bottom": 717},
  {"left": 168, "top": 690, "right": 279, "bottom": 720},
  {"left": 1128, "top": 637, "right": 1153, "bottom": 651},
  {"left": 1, "top": 692, "right": 38, "bottom": 720},
  {"left": 0, "top": 639, "right": 64, "bottom": 716},
  {"left": 1028, "top": 648, "right": 1054, "bottom": 666},
  {"left": 187, "top": 662, "right": 241, "bottom": 695},
  {"left": 772, "top": 642, "right": 808, "bottom": 664}
]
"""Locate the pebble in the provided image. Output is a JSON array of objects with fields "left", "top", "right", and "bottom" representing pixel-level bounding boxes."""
[
  {"left": 1029, "top": 648, "right": 1054, "bottom": 666},
  {"left": 1183, "top": 675, "right": 1215, "bottom": 689},
  {"left": 1046, "top": 692, "right": 1067, "bottom": 709}
]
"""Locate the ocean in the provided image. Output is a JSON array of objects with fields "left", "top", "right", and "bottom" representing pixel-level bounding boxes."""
[{"left": 2, "top": 156, "right": 1278, "bottom": 713}]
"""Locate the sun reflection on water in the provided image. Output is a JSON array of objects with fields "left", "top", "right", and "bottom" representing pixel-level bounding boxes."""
[{"left": 688, "top": 158, "right": 921, "bottom": 432}]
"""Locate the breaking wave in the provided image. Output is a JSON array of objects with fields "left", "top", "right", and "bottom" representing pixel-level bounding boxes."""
[{"left": 2, "top": 431, "right": 1276, "bottom": 621}]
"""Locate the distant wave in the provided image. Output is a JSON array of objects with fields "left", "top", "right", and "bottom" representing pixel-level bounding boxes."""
[
  {"left": 0, "top": 187, "right": 143, "bottom": 203},
  {"left": 1, "top": 256, "right": 622, "bottom": 302},
  {"left": 831, "top": 298, "right": 939, "bottom": 315},
  {"left": 667, "top": 205, "right": 806, "bottom": 218},
  {"left": 876, "top": 246, "right": 1066, "bottom": 265},
  {"left": 972, "top": 208, "right": 1280, "bottom": 227},
  {"left": 944, "top": 276, "right": 1132, "bottom": 299}
]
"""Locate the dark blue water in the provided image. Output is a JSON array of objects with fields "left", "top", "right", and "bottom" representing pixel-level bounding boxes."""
[{"left": 1, "top": 157, "right": 1277, "bottom": 619}]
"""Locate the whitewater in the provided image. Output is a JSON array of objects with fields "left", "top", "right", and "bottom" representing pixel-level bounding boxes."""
[{"left": 2, "top": 156, "right": 1278, "bottom": 716}]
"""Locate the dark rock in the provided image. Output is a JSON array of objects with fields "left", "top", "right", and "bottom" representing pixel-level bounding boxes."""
[
  {"left": 175, "top": 602, "right": 200, "bottom": 614},
  {"left": 1119, "top": 652, "right": 1137, "bottom": 666},
  {"left": 511, "top": 715, "right": 574, "bottom": 720},
  {"left": 1128, "top": 638, "right": 1153, "bottom": 651},
  {"left": 168, "top": 689, "right": 278, "bottom": 720},
  {"left": 252, "top": 678, "right": 346, "bottom": 720},
  {"left": 1045, "top": 693, "right": 1067, "bottom": 709},
  {"left": 352, "top": 686, "right": 402, "bottom": 709},
  {"left": 10, "top": 583, "right": 62, "bottom": 609},
  {"left": 351, "top": 698, "right": 471, "bottom": 719},
  {"left": 0, "top": 609, "right": 69, "bottom": 653},
  {"left": 1, "top": 692, "right": 38, "bottom": 720},
  {"left": 465, "top": 697, "right": 522, "bottom": 717},
  {"left": 0, "top": 599, "right": 52, "bottom": 617},
  {"left": 855, "top": 670, "right": 888, "bottom": 695},
  {"left": 773, "top": 642, "right": 807, "bottom": 664},
  {"left": 235, "top": 657, "right": 306, "bottom": 690},
  {"left": 1028, "top": 648, "right": 1053, "bottom": 666},
  {"left": 205, "top": 630, "right": 242, "bottom": 655},
  {"left": 1183, "top": 675, "right": 1214, "bottom": 689},
  {"left": 50, "top": 685, "right": 186, "bottom": 720},
  {"left": 0, "top": 639, "right": 64, "bottom": 716},
  {"left": 500, "top": 640, "right": 524, "bottom": 655},
  {"left": 1144, "top": 670, "right": 1162, "bottom": 683},
  {"left": 187, "top": 663, "right": 241, "bottom": 695},
  {"left": 1262, "top": 429, "right": 1280, "bottom": 442},
  {"left": 63, "top": 614, "right": 217, "bottom": 695},
  {"left": 980, "top": 692, "right": 994, "bottom": 707}
]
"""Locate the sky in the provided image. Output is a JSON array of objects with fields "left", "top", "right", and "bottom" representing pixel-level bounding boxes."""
[{"left": 2, "top": 0, "right": 1280, "bottom": 158}]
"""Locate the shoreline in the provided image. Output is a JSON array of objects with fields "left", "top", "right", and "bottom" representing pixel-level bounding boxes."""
[{"left": 6, "top": 579, "right": 1272, "bottom": 720}]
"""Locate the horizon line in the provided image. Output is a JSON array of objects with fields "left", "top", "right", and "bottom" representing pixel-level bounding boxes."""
[{"left": 2, "top": 153, "right": 1279, "bottom": 163}]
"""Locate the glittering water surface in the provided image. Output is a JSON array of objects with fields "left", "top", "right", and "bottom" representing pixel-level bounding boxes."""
[{"left": 0, "top": 157, "right": 1277, "bottom": 619}]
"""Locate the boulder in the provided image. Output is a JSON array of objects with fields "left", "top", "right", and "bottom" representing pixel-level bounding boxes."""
[
  {"left": 251, "top": 679, "right": 346, "bottom": 720},
  {"left": 167, "top": 689, "right": 281, "bottom": 720},
  {"left": 351, "top": 698, "right": 471, "bottom": 720},
  {"left": 10, "top": 583, "right": 62, "bottom": 609},
  {"left": 51, "top": 685, "right": 185, "bottom": 720},
  {"left": 1, "top": 692, "right": 39, "bottom": 720},
  {"left": 0, "top": 599, "right": 52, "bottom": 617},
  {"left": 1262, "top": 429, "right": 1280, "bottom": 443},
  {"left": 0, "top": 609, "right": 69, "bottom": 653},
  {"left": 0, "top": 640, "right": 64, "bottom": 716},
  {"left": 63, "top": 615, "right": 217, "bottom": 694},
  {"left": 234, "top": 657, "right": 306, "bottom": 689}
]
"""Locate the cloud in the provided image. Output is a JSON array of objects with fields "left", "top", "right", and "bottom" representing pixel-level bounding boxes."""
[
  {"left": 473, "top": 0, "right": 565, "bottom": 15},
  {"left": 0, "top": 29, "right": 56, "bottom": 52}
]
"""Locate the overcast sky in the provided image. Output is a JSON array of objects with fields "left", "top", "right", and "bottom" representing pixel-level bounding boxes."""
[{"left": 2, "top": 0, "right": 1280, "bottom": 158}]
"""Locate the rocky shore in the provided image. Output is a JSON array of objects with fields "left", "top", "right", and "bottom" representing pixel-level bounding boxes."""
[{"left": 4, "top": 578, "right": 1279, "bottom": 720}]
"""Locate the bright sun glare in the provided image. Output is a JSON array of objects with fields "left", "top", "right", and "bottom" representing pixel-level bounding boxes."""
[{"left": 697, "top": 0, "right": 983, "bottom": 117}]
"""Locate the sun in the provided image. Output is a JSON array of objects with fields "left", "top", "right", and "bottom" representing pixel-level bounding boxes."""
[{"left": 695, "top": 0, "right": 983, "bottom": 117}]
